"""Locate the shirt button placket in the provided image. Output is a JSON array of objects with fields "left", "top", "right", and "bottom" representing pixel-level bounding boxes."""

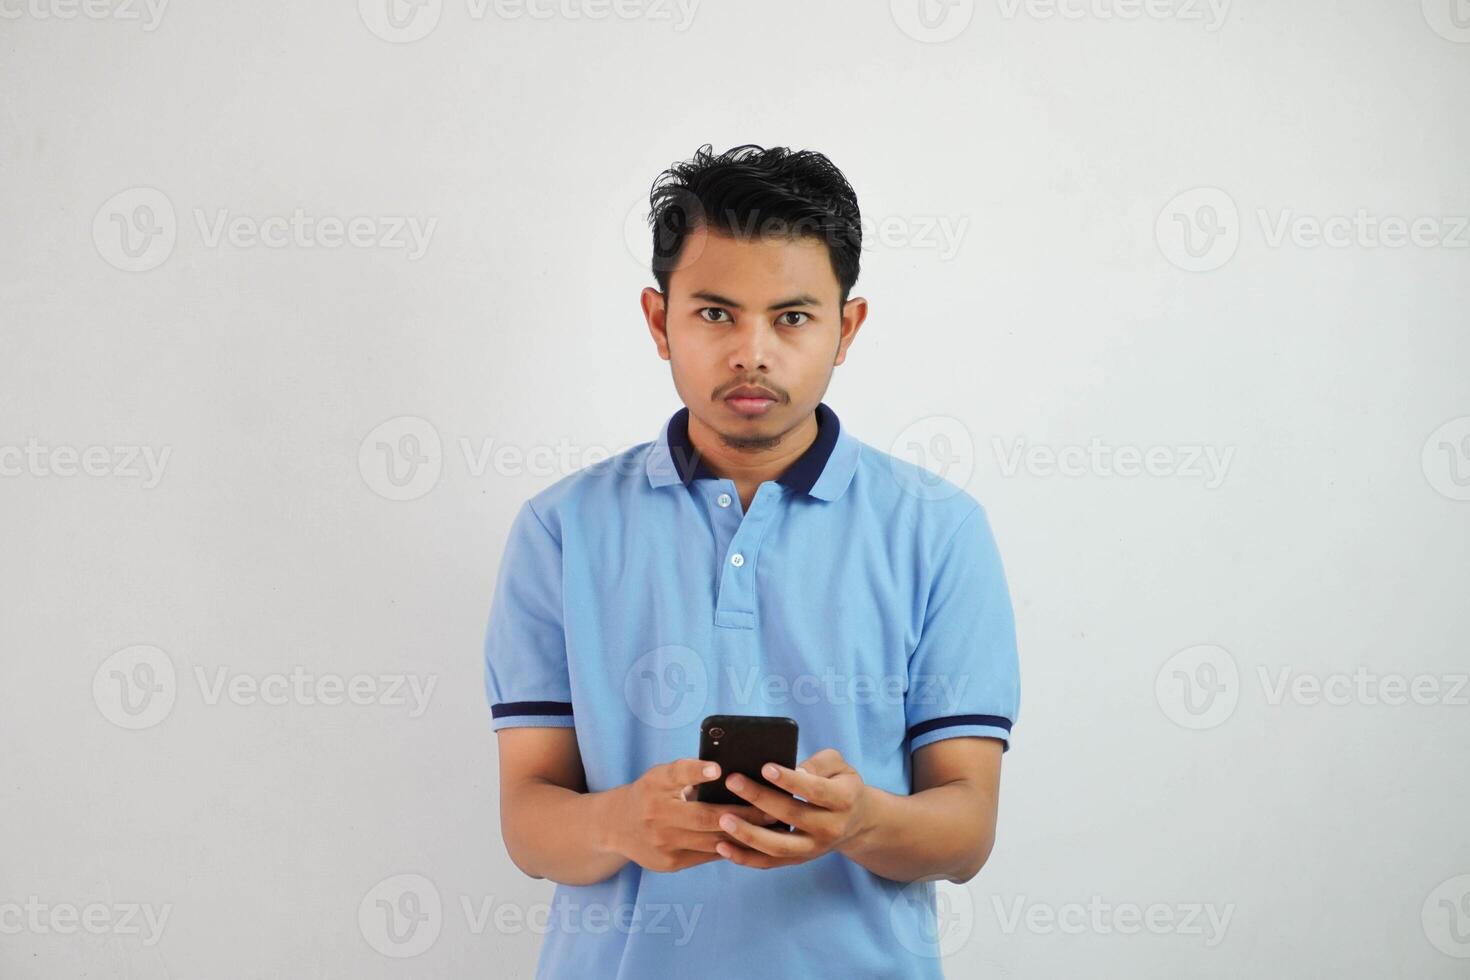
[{"left": 713, "top": 483, "right": 780, "bottom": 630}]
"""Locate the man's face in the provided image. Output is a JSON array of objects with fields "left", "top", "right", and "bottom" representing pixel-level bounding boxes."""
[{"left": 642, "top": 224, "right": 866, "bottom": 449}]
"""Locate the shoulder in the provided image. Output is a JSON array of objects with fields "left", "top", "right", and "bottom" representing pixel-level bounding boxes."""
[
  {"left": 845, "top": 433, "right": 989, "bottom": 550},
  {"left": 519, "top": 439, "right": 657, "bottom": 538}
]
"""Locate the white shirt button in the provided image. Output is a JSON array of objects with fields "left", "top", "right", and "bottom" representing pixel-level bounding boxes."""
[
  {"left": 716, "top": 493, "right": 732, "bottom": 508},
  {"left": 730, "top": 553, "right": 744, "bottom": 567}
]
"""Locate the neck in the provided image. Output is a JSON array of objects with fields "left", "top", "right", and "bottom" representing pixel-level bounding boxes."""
[{"left": 686, "top": 408, "right": 819, "bottom": 490}]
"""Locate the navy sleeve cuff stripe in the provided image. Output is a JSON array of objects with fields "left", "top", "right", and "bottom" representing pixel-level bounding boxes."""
[
  {"left": 906, "top": 713, "right": 1012, "bottom": 741},
  {"left": 491, "top": 700, "right": 574, "bottom": 719}
]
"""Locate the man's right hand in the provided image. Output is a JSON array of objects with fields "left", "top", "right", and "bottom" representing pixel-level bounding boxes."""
[{"left": 603, "top": 758, "right": 781, "bottom": 873}]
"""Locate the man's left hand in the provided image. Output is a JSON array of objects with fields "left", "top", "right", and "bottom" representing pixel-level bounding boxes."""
[{"left": 714, "top": 748, "right": 869, "bottom": 869}]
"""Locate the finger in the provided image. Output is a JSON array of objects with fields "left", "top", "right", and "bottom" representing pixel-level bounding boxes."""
[
  {"left": 714, "top": 840, "right": 805, "bottom": 869},
  {"left": 661, "top": 758, "right": 721, "bottom": 790},
  {"left": 761, "top": 763, "right": 843, "bottom": 809},
  {"left": 723, "top": 773, "right": 816, "bottom": 831},
  {"left": 716, "top": 814, "right": 818, "bottom": 859},
  {"left": 721, "top": 803, "right": 779, "bottom": 824},
  {"left": 661, "top": 828, "right": 746, "bottom": 853},
  {"left": 795, "top": 748, "right": 845, "bottom": 778},
  {"left": 675, "top": 782, "right": 768, "bottom": 807},
  {"left": 651, "top": 849, "right": 724, "bottom": 873},
  {"left": 669, "top": 801, "right": 779, "bottom": 832}
]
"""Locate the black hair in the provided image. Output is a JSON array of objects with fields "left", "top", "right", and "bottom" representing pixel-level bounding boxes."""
[{"left": 644, "top": 143, "right": 862, "bottom": 305}]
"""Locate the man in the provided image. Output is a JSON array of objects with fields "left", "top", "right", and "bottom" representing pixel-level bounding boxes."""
[{"left": 484, "top": 143, "right": 1020, "bottom": 978}]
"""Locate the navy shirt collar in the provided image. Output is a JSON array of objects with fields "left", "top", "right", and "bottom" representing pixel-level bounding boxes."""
[{"left": 664, "top": 402, "right": 841, "bottom": 497}]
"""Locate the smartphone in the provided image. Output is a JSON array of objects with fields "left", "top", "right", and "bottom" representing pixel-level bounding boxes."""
[{"left": 695, "top": 715, "right": 799, "bottom": 827}]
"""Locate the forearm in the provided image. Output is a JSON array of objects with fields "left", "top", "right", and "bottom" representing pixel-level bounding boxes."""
[
  {"left": 501, "top": 778, "right": 629, "bottom": 886},
  {"left": 837, "top": 781, "right": 996, "bottom": 884}
]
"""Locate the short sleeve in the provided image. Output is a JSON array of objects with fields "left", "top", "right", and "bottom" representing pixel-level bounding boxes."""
[
  {"left": 905, "top": 504, "right": 1020, "bottom": 753},
  {"left": 483, "top": 500, "right": 575, "bottom": 731}
]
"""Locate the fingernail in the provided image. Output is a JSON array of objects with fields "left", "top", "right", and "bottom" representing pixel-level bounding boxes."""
[
  {"left": 703, "top": 764, "right": 718, "bottom": 778},
  {"left": 716, "top": 843, "right": 730, "bottom": 857},
  {"left": 720, "top": 815, "right": 736, "bottom": 832},
  {"left": 764, "top": 764, "right": 779, "bottom": 780},
  {"left": 727, "top": 774, "right": 744, "bottom": 790}
]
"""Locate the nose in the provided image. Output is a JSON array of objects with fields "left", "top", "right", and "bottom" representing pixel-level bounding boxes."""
[{"left": 727, "top": 317, "right": 773, "bottom": 373}]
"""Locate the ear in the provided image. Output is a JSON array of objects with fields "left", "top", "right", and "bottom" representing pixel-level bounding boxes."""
[
  {"left": 642, "top": 286, "right": 670, "bottom": 360},
  {"left": 834, "top": 296, "right": 868, "bottom": 366}
]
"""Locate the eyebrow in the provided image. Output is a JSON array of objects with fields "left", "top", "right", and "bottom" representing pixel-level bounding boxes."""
[{"left": 689, "top": 290, "right": 822, "bottom": 311}]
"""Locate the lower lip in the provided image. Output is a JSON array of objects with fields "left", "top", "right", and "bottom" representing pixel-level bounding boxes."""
[{"left": 726, "top": 396, "right": 777, "bottom": 416}]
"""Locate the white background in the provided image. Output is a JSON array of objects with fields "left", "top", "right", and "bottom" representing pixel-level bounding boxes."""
[{"left": 2, "top": 0, "right": 1468, "bottom": 976}]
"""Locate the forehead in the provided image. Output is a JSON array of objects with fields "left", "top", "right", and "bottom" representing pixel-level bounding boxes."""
[{"left": 668, "top": 225, "right": 838, "bottom": 302}]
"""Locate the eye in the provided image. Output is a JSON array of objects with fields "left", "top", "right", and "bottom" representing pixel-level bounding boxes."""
[
  {"left": 778, "top": 311, "right": 810, "bottom": 327},
  {"left": 697, "top": 307, "right": 731, "bottom": 323}
]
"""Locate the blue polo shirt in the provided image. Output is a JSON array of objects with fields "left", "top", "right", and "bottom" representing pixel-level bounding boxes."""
[{"left": 483, "top": 402, "right": 1020, "bottom": 979}]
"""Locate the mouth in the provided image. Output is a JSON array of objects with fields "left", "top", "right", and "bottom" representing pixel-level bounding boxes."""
[{"left": 723, "top": 387, "right": 779, "bottom": 417}]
